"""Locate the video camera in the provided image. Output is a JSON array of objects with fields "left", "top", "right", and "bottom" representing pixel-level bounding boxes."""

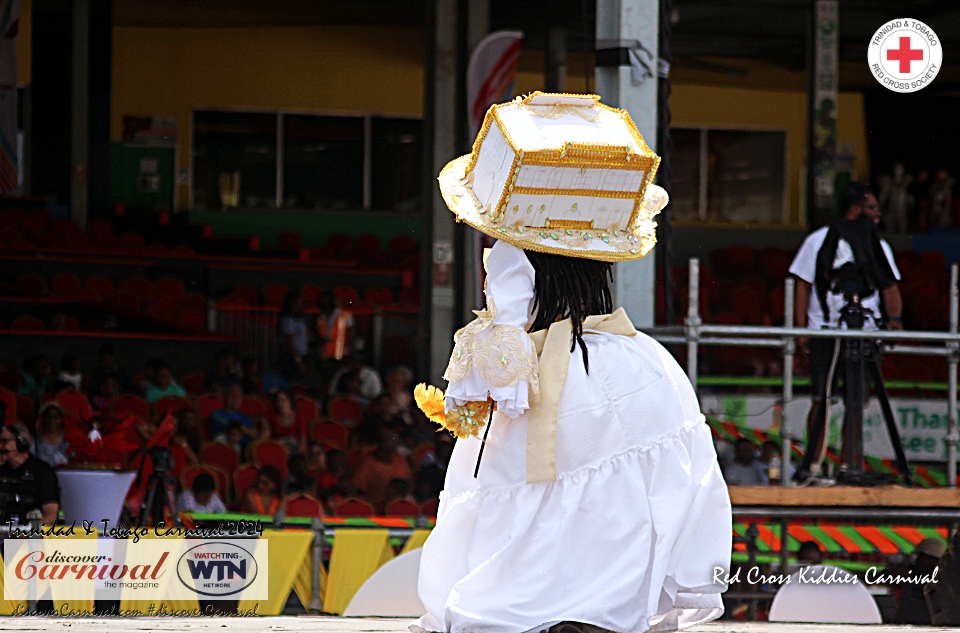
[{"left": 0, "top": 475, "right": 35, "bottom": 522}]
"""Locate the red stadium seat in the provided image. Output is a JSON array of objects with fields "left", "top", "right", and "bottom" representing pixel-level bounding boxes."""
[
  {"left": 181, "top": 464, "right": 230, "bottom": 502},
  {"left": 10, "top": 316, "right": 46, "bottom": 331},
  {"left": 85, "top": 277, "right": 115, "bottom": 302},
  {"left": 154, "top": 277, "right": 186, "bottom": 301},
  {"left": 111, "top": 394, "right": 150, "bottom": 420},
  {"left": 176, "top": 309, "right": 206, "bottom": 333},
  {"left": 52, "top": 273, "right": 83, "bottom": 299},
  {"left": 181, "top": 373, "right": 207, "bottom": 395},
  {"left": 328, "top": 398, "right": 363, "bottom": 428},
  {"left": 178, "top": 293, "right": 207, "bottom": 313},
  {"left": 154, "top": 395, "right": 192, "bottom": 418},
  {"left": 120, "top": 277, "right": 153, "bottom": 303},
  {"left": 233, "top": 464, "right": 260, "bottom": 501},
  {"left": 333, "top": 496, "right": 375, "bottom": 518},
  {"left": 201, "top": 442, "right": 239, "bottom": 478},
  {"left": 229, "top": 285, "right": 259, "bottom": 304},
  {"left": 309, "top": 420, "right": 348, "bottom": 450},
  {"left": 195, "top": 394, "right": 224, "bottom": 423},
  {"left": 17, "top": 274, "right": 49, "bottom": 297},
  {"left": 294, "top": 396, "right": 320, "bottom": 423},
  {"left": 239, "top": 397, "right": 269, "bottom": 419},
  {"left": 249, "top": 440, "right": 288, "bottom": 479},
  {"left": 284, "top": 493, "right": 324, "bottom": 518},
  {"left": 146, "top": 294, "right": 178, "bottom": 322}
]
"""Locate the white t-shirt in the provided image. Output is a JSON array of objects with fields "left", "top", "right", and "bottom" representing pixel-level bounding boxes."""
[
  {"left": 177, "top": 490, "right": 228, "bottom": 514},
  {"left": 789, "top": 225, "right": 900, "bottom": 330}
]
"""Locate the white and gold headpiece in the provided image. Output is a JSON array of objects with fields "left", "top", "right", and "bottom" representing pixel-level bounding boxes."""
[{"left": 438, "top": 91, "right": 667, "bottom": 262}]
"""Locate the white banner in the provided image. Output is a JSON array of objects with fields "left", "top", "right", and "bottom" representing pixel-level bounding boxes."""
[
  {"left": 702, "top": 394, "right": 953, "bottom": 463},
  {"left": 4, "top": 538, "right": 268, "bottom": 601}
]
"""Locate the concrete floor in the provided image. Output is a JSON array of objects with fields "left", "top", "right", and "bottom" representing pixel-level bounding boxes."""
[{"left": 0, "top": 618, "right": 956, "bottom": 633}]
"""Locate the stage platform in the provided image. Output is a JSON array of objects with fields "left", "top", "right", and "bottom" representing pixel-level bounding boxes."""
[
  {"left": 0, "top": 617, "right": 953, "bottom": 633},
  {"left": 729, "top": 485, "right": 960, "bottom": 508}
]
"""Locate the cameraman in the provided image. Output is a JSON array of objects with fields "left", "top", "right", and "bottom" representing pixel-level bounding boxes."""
[
  {"left": 789, "top": 182, "right": 903, "bottom": 480},
  {"left": 0, "top": 424, "right": 60, "bottom": 524}
]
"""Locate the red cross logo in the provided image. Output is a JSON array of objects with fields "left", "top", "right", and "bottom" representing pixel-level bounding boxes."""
[{"left": 887, "top": 36, "right": 924, "bottom": 73}]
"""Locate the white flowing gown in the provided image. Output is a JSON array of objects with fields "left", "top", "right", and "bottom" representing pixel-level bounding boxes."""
[{"left": 416, "top": 241, "right": 731, "bottom": 633}]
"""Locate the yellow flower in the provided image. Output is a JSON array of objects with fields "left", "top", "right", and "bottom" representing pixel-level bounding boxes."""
[
  {"left": 414, "top": 383, "right": 447, "bottom": 425},
  {"left": 443, "top": 400, "right": 492, "bottom": 439}
]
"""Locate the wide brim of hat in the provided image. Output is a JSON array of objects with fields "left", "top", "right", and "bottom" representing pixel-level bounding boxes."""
[{"left": 438, "top": 154, "right": 667, "bottom": 263}]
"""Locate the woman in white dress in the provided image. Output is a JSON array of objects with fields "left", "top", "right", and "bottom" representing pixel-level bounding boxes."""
[{"left": 414, "top": 93, "right": 731, "bottom": 633}]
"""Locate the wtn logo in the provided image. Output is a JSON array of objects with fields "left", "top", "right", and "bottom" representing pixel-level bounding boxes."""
[
  {"left": 186, "top": 558, "right": 247, "bottom": 581},
  {"left": 176, "top": 542, "right": 260, "bottom": 597}
]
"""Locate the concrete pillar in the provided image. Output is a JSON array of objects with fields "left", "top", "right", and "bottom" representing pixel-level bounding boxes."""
[
  {"left": 70, "top": 0, "right": 89, "bottom": 226},
  {"left": 595, "top": 0, "right": 659, "bottom": 327},
  {"left": 460, "top": 0, "right": 489, "bottom": 324},
  {"left": 427, "top": 0, "right": 460, "bottom": 384}
]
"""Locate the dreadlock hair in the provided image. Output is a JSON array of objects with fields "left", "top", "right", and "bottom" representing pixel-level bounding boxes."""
[{"left": 524, "top": 250, "right": 613, "bottom": 374}]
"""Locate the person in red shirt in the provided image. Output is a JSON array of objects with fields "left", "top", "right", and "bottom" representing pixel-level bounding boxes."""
[
  {"left": 265, "top": 389, "right": 307, "bottom": 454},
  {"left": 352, "top": 429, "right": 411, "bottom": 504}
]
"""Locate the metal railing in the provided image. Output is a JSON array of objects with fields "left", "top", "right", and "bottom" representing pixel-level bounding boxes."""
[{"left": 642, "top": 258, "right": 960, "bottom": 488}]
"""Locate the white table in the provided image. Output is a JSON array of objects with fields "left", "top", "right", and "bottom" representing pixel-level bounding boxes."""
[{"left": 57, "top": 468, "right": 137, "bottom": 528}]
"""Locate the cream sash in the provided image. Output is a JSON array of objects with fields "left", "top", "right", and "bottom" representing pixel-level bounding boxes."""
[{"left": 525, "top": 308, "right": 637, "bottom": 483}]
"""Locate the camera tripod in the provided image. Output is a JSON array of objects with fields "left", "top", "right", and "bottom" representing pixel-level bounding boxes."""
[
  {"left": 799, "top": 299, "right": 913, "bottom": 486},
  {"left": 136, "top": 448, "right": 181, "bottom": 528}
]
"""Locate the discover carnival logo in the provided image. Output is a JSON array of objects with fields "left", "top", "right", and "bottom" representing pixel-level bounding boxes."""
[
  {"left": 868, "top": 18, "right": 942, "bottom": 93},
  {"left": 176, "top": 542, "right": 259, "bottom": 597}
]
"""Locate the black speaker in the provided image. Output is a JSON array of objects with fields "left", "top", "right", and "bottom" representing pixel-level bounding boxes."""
[{"left": 926, "top": 531, "right": 960, "bottom": 625}]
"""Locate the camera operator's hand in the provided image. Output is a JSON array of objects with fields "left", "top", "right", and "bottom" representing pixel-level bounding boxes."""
[
  {"left": 796, "top": 335, "right": 810, "bottom": 356},
  {"left": 886, "top": 317, "right": 904, "bottom": 331}
]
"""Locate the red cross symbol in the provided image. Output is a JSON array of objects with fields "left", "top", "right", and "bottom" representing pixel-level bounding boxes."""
[{"left": 887, "top": 36, "right": 924, "bottom": 73}]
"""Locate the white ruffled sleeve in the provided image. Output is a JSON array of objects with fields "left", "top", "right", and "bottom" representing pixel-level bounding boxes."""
[{"left": 443, "top": 241, "right": 539, "bottom": 418}]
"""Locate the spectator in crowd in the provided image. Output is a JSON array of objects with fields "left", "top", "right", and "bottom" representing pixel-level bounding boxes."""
[
  {"left": 205, "top": 349, "right": 241, "bottom": 394},
  {"left": 178, "top": 473, "right": 227, "bottom": 514},
  {"left": 138, "top": 357, "right": 164, "bottom": 393},
  {"left": 357, "top": 393, "right": 406, "bottom": 446},
  {"left": 56, "top": 353, "right": 83, "bottom": 391},
  {"left": 758, "top": 439, "right": 794, "bottom": 484},
  {"left": 17, "top": 355, "right": 53, "bottom": 404},
  {"left": 240, "top": 354, "right": 262, "bottom": 395},
  {"left": 210, "top": 384, "right": 263, "bottom": 449},
  {"left": 384, "top": 366, "right": 415, "bottom": 425},
  {"left": 377, "top": 477, "right": 416, "bottom": 515},
  {"left": 0, "top": 423, "right": 60, "bottom": 524},
  {"left": 286, "top": 453, "right": 316, "bottom": 494},
  {"left": 35, "top": 403, "right": 70, "bottom": 467},
  {"left": 721, "top": 438, "right": 768, "bottom": 486},
  {"left": 333, "top": 370, "right": 371, "bottom": 413},
  {"left": 265, "top": 389, "right": 307, "bottom": 454},
  {"left": 893, "top": 537, "right": 946, "bottom": 624},
  {"left": 173, "top": 408, "right": 202, "bottom": 455},
  {"left": 797, "top": 541, "right": 824, "bottom": 566},
  {"left": 88, "top": 343, "right": 129, "bottom": 395},
  {"left": 278, "top": 290, "right": 310, "bottom": 382},
  {"left": 305, "top": 441, "right": 330, "bottom": 485},
  {"left": 243, "top": 465, "right": 283, "bottom": 516},
  {"left": 352, "top": 429, "right": 412, "bottom": 504},
  {"left": 214, "top": 421, "right": 244, "bottom": 457},
  {"left": 144, "top": 364, "right": 187, "bottom": 403},
  {"left": 317, "top": 448, "right": 351, "bottom": 510},
  {"left": 328, "top": 353, "right": 382, "bottom": 401},
  {"left": 316, "top": 290, "right": 356, "bottom": 372},
  {"left": 415, "top": 436, "right": 453, "bottom": 503},
  {"left": 91, "top": 373, "right": 122, "bottom": 419}
]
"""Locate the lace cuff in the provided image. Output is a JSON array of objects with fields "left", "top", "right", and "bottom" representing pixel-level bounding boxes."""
[{"left": 443, "top": 296, "right": 539, "bottom": 419}]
